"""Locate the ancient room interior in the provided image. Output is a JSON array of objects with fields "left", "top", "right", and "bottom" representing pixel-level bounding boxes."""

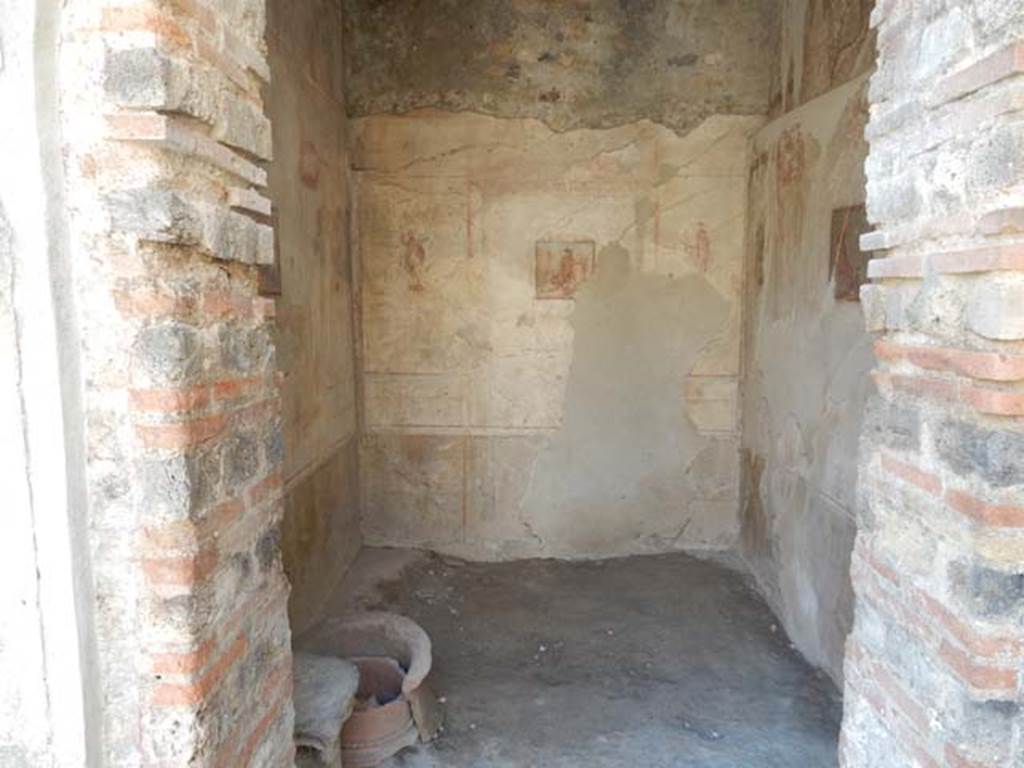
[{"left": 3, "top": 0, "right": 1023, "bottom": 766}]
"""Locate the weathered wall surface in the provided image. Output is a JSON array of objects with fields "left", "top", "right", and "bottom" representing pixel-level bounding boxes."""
[
  {"left": 268, "top": 0, "right": 361, "bottom": 635},
  {"left": 354, "top": 111, "right": 760, "bottom": 559},
  {"left": 769, "top": 0, "right": 875, "bottom": 115},
  {"left": 740, "top": 0, "right": 875, "bottom": 683},
  {"left": 342, "top": 0, "right": 776, "bottom": 135},
  {"left": 841, "top": 1, "right": 1024, "bottom": 765},
  {"left": 741, "top": 76, "right": 873, "bottom": 682}
]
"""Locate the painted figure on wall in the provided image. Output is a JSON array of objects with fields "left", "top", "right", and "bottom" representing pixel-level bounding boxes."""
[{"left": 536, "top": 240, "right": 596, "bottom": 299}]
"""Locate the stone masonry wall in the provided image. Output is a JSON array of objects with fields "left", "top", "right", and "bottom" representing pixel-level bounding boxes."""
[
  {"left": 344, "top": 0, "right": 773, "bottom": 561},
  {"left": 841, "top": 1, "right": 1024, "bottom": 765},
  {"left": 267, "top": 0, "right": 362, "bottom": 636},
  {"left": 59, "top": 0, "right": 292, "bottom": 764}
]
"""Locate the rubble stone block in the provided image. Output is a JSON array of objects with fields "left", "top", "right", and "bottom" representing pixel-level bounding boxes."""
[
  {"left": 859, "top": 283, "right": 886, "bottom": 331},
  {"left": 967, "top": 276, "right": 1024, "bottom": 341},
  {"left": 951, "top": 562, "right": 1024, "bottom": 619},
  {"left": 935, "top": 420, "right": 1024, "bottom": 489},
  {"left": 967, "top": 120, "right": 1024, "bottom": 195}
]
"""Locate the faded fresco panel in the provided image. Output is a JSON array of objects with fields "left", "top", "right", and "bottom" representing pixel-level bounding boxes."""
[
  {"left": 354, "top": 111, "right": 761, "bottom": 559},
  {"left": 535, "top": 241, "right": 596, "bottom": 299}
]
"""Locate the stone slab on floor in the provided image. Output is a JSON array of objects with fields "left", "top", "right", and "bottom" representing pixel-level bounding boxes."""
[{"left": 299, "top": 548, "right": 842, "bottom": 768}]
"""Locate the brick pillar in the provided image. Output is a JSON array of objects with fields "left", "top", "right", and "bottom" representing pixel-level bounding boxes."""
[
  {"left": 842, "top": 2, "right": 1024, "bottom": 766},
  {"left": 59, "top": 0, "right": 293, "bottom": 764}
]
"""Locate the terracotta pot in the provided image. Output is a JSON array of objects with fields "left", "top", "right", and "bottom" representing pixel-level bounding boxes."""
[{"left": 340, "top": 657, "right": 418, "bottom": 768}]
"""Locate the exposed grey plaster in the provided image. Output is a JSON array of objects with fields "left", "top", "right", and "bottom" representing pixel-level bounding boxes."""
[
  {"left": 740, "top": 73, "right": 874, "bottom": 683},
  {"left": 522, "top": 245, "right": 730, "bottom": 551}
]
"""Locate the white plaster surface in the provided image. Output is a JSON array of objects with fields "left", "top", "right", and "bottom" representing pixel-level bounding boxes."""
[{"left": 0, "top": 1, "right": 98, "bottom": 764}]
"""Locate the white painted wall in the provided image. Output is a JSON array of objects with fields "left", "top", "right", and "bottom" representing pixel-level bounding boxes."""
[{"left": 0, "top": 1, "right": 100, "bottom": 764}]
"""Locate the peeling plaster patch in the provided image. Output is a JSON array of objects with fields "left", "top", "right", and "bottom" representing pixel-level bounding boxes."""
[{"left": 521, "top": 244, "right": 732, "bottom": 553}]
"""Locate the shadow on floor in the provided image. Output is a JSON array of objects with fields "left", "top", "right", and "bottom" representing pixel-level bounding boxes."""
[{"left": 299, "top": 548, "right": 842, "bottom": 768}]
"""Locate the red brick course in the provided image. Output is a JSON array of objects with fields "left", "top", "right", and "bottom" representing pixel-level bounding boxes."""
[
  {"left": 143, "top": 548, "right": 219, "bottom": 587},
  {"left": 945, "top": 489, "right": 1024, "bottom": 528},
  {"left": 135, "top": 414, "right": 228, "bottom": 449},
  {"left": 874, "top": 341, "right": 1024, "bottom": 383},
  {"left": 880, "top": 452, "right": 943, "bottom": 496},
  {"left": 868, "top": 245, "right": 1024, "bottom": 279},
  {"left": 873, "top": 370, "right": 1024, "bottom": 417},
  {"left": 853, "top": 544, "right": 1023, "bottom": 697},
  {"left": 938, "top": 641, "right": 1019, "bottom": 697},
  {"left": 152, "top": 633, "right": 248, "bottom": 707},
  {"left": 934, "top": 41, "right": 1024, "bottom": 104}
]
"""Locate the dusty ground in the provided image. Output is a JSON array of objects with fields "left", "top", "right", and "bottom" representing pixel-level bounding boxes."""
[{"left": 298, "top": 548, "right": 841, "bottom": 767}]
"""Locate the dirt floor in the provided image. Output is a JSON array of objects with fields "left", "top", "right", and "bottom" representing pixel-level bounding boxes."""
[{"left": 297, "top": 548, "right": 842, "bottom": 767}]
